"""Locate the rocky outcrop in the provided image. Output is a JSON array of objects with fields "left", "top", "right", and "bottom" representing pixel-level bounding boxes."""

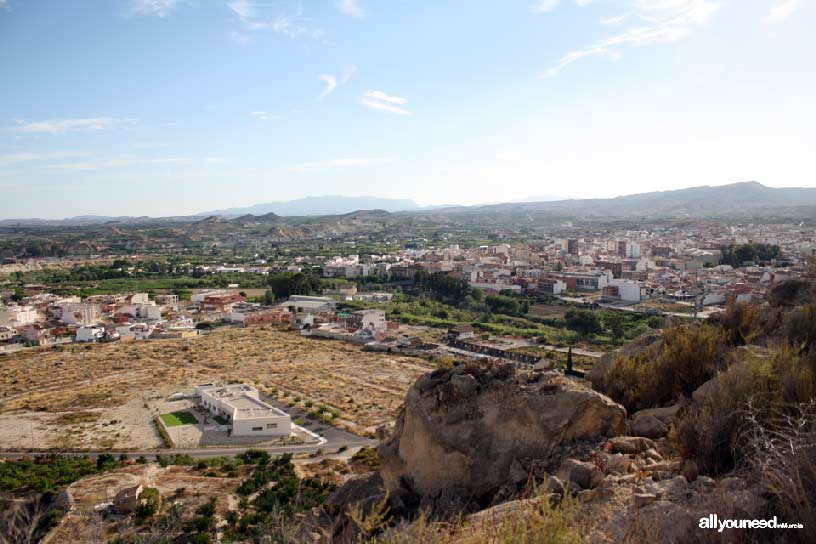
[{"left": 378, "top": 363, "right": 626, "bottom": 512}]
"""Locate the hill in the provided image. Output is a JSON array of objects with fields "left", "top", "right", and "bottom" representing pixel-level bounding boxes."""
[{"left": 200, "top": 195, "right": 420, "bottom": 217}]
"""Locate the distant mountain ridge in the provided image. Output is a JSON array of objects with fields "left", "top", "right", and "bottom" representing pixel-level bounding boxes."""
[
  {"left": 1, "top": 182, "right": 814, "bottom": 225},
  {"left": 200, "top": 195, "right": 420, "bottom": 217}
]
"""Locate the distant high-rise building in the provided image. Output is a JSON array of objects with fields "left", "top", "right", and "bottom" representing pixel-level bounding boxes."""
[{"left": 567, "top": 239, "right": 579, "bottom": 256}]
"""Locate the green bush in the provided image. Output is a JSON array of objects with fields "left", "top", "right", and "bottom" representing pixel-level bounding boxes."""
[{"left": 604, "top": 324, "right": 725, "bottom": 411}]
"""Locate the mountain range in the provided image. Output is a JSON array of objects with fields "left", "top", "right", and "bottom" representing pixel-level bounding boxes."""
[
  {"left": 2, "top": 182, "right": 815, "bottom": 226},
  {"left": 199, "top": 195, "right": 422, "bottom": 217}
]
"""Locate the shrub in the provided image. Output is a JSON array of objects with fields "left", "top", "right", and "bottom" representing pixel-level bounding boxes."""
[
  {"left": 675, "top": 347, "right": 816, "bottom": 475},
  {"left": 604, "top": 324, "right": 725, "bottom": 412},
  {"left": 740, "top": 401, "right": 816, "bottom": 542}
]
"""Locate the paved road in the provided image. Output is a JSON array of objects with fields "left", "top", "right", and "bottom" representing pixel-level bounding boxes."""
[
  {"left": 0, "top": 393, "right": 377, "bottom": 460},
  {"left": 0, "top": 435, "right": 377, "bottom": 460}
]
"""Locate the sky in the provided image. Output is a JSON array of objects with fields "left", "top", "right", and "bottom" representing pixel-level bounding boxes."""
[{"left": 0, "top": 0, "right": 814, "bottom": 219}]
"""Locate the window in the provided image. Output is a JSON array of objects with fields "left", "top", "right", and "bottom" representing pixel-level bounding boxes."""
[
  {"left": 266, "top": 423, "right": 277, "bottom": 429},
  {"left": 252, "top": 426, "right": 263, "bottom": 431}
]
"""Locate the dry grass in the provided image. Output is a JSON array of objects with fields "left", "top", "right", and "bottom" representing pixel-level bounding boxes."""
[{"left": 0, "top": 327, "right": 434, "bottom": 444}]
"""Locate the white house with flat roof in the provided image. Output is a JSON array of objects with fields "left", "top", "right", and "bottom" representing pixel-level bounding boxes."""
[{"left": 195, "top": 384, "right": 291, "bottom": 437}]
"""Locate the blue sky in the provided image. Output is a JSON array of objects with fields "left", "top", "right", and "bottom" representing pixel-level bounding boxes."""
[{"left": 0, "top": 0, "right": 813, "bottom": 219}]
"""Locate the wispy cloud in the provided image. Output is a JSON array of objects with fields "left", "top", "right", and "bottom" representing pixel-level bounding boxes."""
[
  {"left": 250, "top": 111, "right": 277, "bottom": 120},
  {"left": 0, "top": 0, "right": 9, "bottom": 11},
  {"left": 0, "top": 151, "right": 87, "bottom": 167},
  {"left": 128, "top": 0, "right": 187, "bottom": 18},
  {"left": 46, "top": 157, "right": 194, "bottom": 171},
  {"left": 227, "top": 0, "right": 324, "bottom": 41},
  {"left": 530, "top": 0, "right": 560, "bottom": 13},
  {"left": 764, "top": 0, "right": 799, "bottom": 23},
  {"left": 361, "top": 90, "right": 410, "bottom": 115},
  {"left": 290, "top": 157, "right": 386, "bottom": 172},
  {"left": 542, "top": 0, "right": 720, "bottom": 77},
  {"left": 319, "top": 65, "right": 356, "bottom": 99},
  {"left": 336, "top": 0, "right": 365, "bottom": 18},
  {"left": 11, "top": 117, "right": 137, "bottom": 135}
]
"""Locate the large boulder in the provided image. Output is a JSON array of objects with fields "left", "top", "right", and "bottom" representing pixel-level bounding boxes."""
[{"left": 379, "top": 364, "right": 626, "bottom": 510}]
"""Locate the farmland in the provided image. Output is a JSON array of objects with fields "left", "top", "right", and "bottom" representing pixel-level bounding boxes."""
[{"left": 0, "top": 328, "right": 435, "bottom": 449}]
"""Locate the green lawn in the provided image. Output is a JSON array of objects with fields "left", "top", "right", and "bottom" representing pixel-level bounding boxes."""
[{"left": 160, "top": 411, "right": 197, "bottom": 427}]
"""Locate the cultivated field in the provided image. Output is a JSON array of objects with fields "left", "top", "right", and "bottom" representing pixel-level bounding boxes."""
[{"left": 0, "top": 327, "right": 435, "bottom": 449}]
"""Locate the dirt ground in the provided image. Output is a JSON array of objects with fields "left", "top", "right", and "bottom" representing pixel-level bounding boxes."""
[
  {"left": 46, "top": 463, "right": 249, "bottom": 543},
  {"left": 0, "top": 327, "right": 435, "bottom": 449}
]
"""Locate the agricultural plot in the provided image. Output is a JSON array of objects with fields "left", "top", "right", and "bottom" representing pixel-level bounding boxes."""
[{"left": 0, "top": 328, "right": 435, "bottom": 449}]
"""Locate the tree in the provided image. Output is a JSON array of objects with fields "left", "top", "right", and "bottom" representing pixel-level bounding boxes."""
[
  {"left": 605, "top": 313, "right": 625, "bottom": 339},
  {"left": 564, "top": 308, "right": 601, "bottom": 336}
]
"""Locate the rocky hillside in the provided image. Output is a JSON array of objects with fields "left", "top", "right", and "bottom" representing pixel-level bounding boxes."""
[{"left": 327, "top": 295, "right": 816, "bottom": 543}]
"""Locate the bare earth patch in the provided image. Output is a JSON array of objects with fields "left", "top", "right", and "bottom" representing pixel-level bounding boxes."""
[{"left": 0, "top": 327, "right": 434, "bottom": 449}]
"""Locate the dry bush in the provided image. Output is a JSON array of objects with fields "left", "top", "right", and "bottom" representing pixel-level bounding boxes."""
[
  {"left": 740, "top": 400, "right": 816, "bottom": 542},
  {"left": 604, "top": 323, "right": 725, "bottom": 412},
  {"left": 676, "top": 347, "right": 816, "bottom": 475},
  {"left": 352, "top": 490, "right": 584, "bottom": 544}
]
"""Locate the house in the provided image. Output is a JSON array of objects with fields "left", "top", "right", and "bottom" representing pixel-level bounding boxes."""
[
  {"left": 351, "top": 292, "right": 394, "bottom": 303},
  {"left": 20, "top": 325, "right": 50, "bottom": 345},
  {"left": 59, "top": 303, "right": 101, "bottom": 325},
  {"left": 347, "top": 309, "right": 387, "bottom": 332},
  {"left": 284, "top": 295, "right": 336, "bottom": 313},
  {"left": 231, "top": 305, "right": 291, "bottom": 327},
  {"left": 113, "top": 485, "right": 143, "bottom": 514},
  {"left": 76, "top": 326, "right": 105, "bottom": 342},
  {"left": 200, "top": 293, "right": 244, "bottom": 313},
  {"left": 0, "top": 305, "right": 40, "bottom": 328},
  {"left": 0, "top": 326, "right": 15, "bottom": 342},
  {"left": 538, "top": 278, "right": 567, "bottom": 296},
  {"left": 196, "top": 384, "right": 291, "bottom": 437},
  {"left": 448, "top": 324, "right": 476, "bottom": 341}
]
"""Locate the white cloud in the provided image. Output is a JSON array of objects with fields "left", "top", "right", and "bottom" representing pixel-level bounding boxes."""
[
  {"left": 361, "top": 90, "right": 410, "bottom": 115},
  {"left": 531, "top": 0, "right": 560, "bottom": 13},
  {"left": 0, "top": 0, "right": 9, "bottom": 10},
  {"left": 227, "top": 1, "right": 323, "bottom": 40},
  {"left": 318, "top": 65, "right": 356, "bottom": 99},
  {"left": 11, "top": 118, "right": 137, "bottom": 135},
  {"left": 46, "top": 157, "right": 194, "bottom": 171},
  {"left": 543, "top": 0, "right": 720, "bottom": 77},
  {"left": 0, "top": 151, "right": 86, "bottom": 167},
  {"left": 764, "top": 0, "right": 799, "bottom": 23},
  {"left": 128, "top": 0, "right": 186, "bottom": 18},
  {"left": 290, "top": 157, "right": 385, "bottom": 172},
  {"left": 319, "top": 75, "right": 338, "bottom": 100},
  {"left": 250, "top": 111, "right": 277, "bottom": 120},
  {"left": 336, "top": 0, "right": 365, "bottom": 18}
]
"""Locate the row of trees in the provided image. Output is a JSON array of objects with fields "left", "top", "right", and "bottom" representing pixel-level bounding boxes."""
[{"left": 720, "top": 243, "right": 781, "bottom": 266}]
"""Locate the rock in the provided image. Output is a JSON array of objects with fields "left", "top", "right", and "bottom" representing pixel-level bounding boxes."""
[
  {"left": 604, "top": 453, "right": 631, "bottom": 475},
  {"left": 643, "top": 448, "right": 663, "bottom": 461},
  {"left": 379, "top": 365, "right": 626, "bottom": 511},
  {"left": 326, "top": 473, "right": 387, "bottom": 544},
  {"left": 692, "top": 377, "right": 718, "bottom": 404},
  {"left": 608, "top": 436, "right": 657, "bottom": 454},
  {"left": 630, "top": 414, "right": 668, "bottom": 438},
  {"left": 634, "top": 493, "right": 658, "bottom": 507},
  {"left": 450, "top": 373, "right": 479, "bottom": 397},
  {"left": 545, "top": 475, "right": 565, "bottom": 495},
  {"left": 556, "top": 459, "right": 604, "bottom": 490},
  {"left": 631, "top": 403, "right": 683, "bottom": 424}
]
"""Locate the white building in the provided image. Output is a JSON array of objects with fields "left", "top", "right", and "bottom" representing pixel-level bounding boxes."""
[
  {"left": 608, "top": 279, "right": 642, "bottom": 302},
  {"left": 196, "top": 384, "right": 291, "bottom": 437},
  {"left": 348, "top": 309, "right": 387, "bottom": 332},
  {"left": 59, "top": 303, "right": 101, "bottom": 325},
  {"left": 76, "top": 326, "right": 105, "bottom": 342},
  {"left": 0, "top": 305, "right": 39, "bottom": 328}
]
